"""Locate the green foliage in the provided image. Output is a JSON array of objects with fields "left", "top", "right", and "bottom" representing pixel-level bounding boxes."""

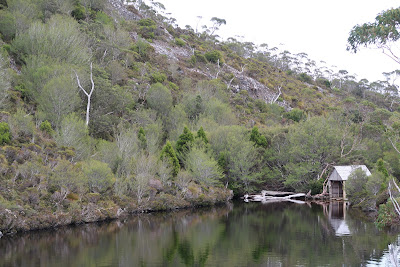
[
  {"left": 71, "top": 4, "right": 86, "bottom": 20},
  {"left": 347, "top": 168, "right": 369, "bottom": 203},
  {"left": 174, "top": 37, "right": 185, "bottom": 47},
  {"left": 56, "top": 113, "right": 89, "bottom": 160},
  {"left": 138, "top": 127, "right": 147, "bottom": 149},
  {"left": 186, "top": 148, "right": 223, "bottom": 186},
  {"left": 95, "top": 11, "right": 112, "bottom": 25},
  {"left": 83, "top": 160, "right": 115, "bottom": 193},
  {"left": 38, "top": 73, "right": 80, "bottom": 127},
  {"left": 150, "top": 71, "right": 167, "bottom": 84},
  {"left": 0, "top": 53, "right": 9, "bottom": 107},
  {"left": 12, "top": 15, "right": 90, "bottom": 64},
  {"left": 147, "top": 83, "right": 173, "bottom": 117},
  {"left": 131, "top": 38, "right": 152, "bottom": 61},
  {"left": 39, "top": 120, "right": 54, "bottom": 136},
  {"left": 161, "top": 141, "right": 180, "bottom": 177},
  {"left": 347, "top": 7, "right": 400, "bottom": 53},
  {"left": 249, "top": 126, "right": 268, "bottom": 148},
  {"left": 49, "top": 159, "right": 85, "bottom": 201},
  {"left": 284, "top": 108, "right": 305, "bottom": 122},
  {"left": 298, "top": 73, "right": 313, "bottom": 83},
  {"left": 204, "top": 50, "right": 223, "bottom": 64},
  {"left": 0, "top": 10, "right": 16, "bottom": 41},
  {"left": 309, "top": 178, "right": 323, "bottom": 195},
  {"left": 137, "top": 18, "right": 157, "bottom": 40},
  {"left": 376, "top": 158, "right": 389, "bottom": 178},
  {"left": 8, "top": 109, "right": 35, "bottom": 142},
  {"left": 375, "top": 201, "right": 399, "bottom": 228},
  {"left": 196, "top": 127, "right": 208, "bottom": 144},
  {"left": 176, "top": 126, "right": 194, "bottom": 165},
  {"left": 283, "top": 116, "right": 340, "bottom": 190},
  {"left": 0, "top": 122, "right": 11, "bottom": 144}
]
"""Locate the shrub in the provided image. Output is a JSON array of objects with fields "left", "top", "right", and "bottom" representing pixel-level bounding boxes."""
[
  {"left": 174, "top": 38, "right": 185, "bottom": 47},
  {"left": 298, "top": 73, "right": 313, "bottom": 83},
  {"left": 147, "top": 83, "right": 173, "bottom": 116},
  {"left": 8, "top": 109, "right": 35, "bottom": 142},
  {"left": 205, "top": 50, "right": 223, "bottom": 64},
  {"left": 83, "top": 160, "right": 115, "bottom": 193},
  {"left": 194, "top": 51, "right": 207, "bottom": 63},
  {"left": 39, "top": 120, "right": 54, "bottom": 136},
  {"left": 160, "top": 141, "right": 180, "bottom": 177},
  {"left": 0, "top": 122, "right": 11, "bottom": 145},
  {"left": 137, "top": 18, "right": 156, "bottom": 40},
  {"left": 284, "top": 108, "right": 305, "bottom": 122},
  {"left": 150, "top": 71, "right": 167, "bottom": 84}
]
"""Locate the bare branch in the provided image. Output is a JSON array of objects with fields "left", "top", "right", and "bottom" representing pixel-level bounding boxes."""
[{"left": 73, "top": 62, "right": 94, "bottom": 125}]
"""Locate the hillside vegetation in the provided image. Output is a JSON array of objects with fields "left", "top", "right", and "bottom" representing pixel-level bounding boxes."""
[{"left": 0, "top": 0, "right": 400, "bottom": 232}]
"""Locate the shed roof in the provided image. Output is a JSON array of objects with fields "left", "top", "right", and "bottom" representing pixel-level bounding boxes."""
[{"left": 329, "top": 165, "right": 371, "bottom": 181}]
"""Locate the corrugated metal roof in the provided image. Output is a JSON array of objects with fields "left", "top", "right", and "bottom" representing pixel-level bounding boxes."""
[{"left": 329, "top": 165, "right": 371, "bottom": 181}]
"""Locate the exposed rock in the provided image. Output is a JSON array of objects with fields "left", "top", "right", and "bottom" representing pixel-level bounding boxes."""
[{"left": 107, "top": 0, "right": 140, "bottom": 21}]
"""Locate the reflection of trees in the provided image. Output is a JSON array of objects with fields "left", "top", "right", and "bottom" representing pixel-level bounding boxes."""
[{"left": 0, "top": 203, "right": 396, "bottom": 267}]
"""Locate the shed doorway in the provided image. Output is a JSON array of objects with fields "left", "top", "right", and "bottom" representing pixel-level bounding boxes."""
[{"left": 331, "top": 181, "right": 343, "bottom": 198}]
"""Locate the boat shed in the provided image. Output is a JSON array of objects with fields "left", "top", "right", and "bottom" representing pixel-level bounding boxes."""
[{"left": 328, "top": 165, "right": 371, "bottom": 200}]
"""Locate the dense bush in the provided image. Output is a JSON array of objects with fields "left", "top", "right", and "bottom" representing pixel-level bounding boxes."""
[
  {"left": 205, "top": 50, "right": 223, "bottom": 64},
  {"left": 39, "top": 120, "right": 54, "bottom": 136},
  {"left": 137, "top": 18, "right": 157, "bottom": 40},
  {"left": 174, "top": 38, "right": 185, "bottom": 47},
  {"left": 284, "top": 108, "right": 305, "bottom": 122},
  {"left": 0, "top": 122, "right": 11, "bottom": 144},
  {"left": 83, "top": 160, "right": 115, "bottom": 193}
]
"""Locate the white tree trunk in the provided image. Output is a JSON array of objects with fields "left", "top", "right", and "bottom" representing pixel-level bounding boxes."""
[{"left": 74, "top": 62, "right": 95, "bottom": 126}]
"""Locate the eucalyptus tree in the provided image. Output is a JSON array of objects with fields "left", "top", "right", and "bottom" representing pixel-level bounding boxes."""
[
  {"left": 347, "top": 7, "right": 400, "bottom": 64},
  {"left": 209, "top": 17, "right": 226, "bottom": 36}
]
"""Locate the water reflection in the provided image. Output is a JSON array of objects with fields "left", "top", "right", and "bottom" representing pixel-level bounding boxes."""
[
  {"left": 322, "top": 201, "right": 351, "bottom": 236},
  {"left": 0, "top": 202, "right": 398, "bottom": 267}
]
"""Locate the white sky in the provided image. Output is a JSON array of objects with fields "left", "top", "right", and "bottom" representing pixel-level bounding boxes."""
[{"left": 158, "top": 0, "right": 400, "bottom": 82}]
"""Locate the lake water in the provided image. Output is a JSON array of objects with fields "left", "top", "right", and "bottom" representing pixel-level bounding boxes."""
[{"left": 1, "top": 201, "right": 399, "bottom": 267}]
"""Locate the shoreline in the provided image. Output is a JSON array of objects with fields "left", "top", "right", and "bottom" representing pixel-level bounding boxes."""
[{"left": 0, "top": 190, "right": 233, "bottom": 235}]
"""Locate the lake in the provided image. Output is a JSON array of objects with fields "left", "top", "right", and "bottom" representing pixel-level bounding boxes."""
[{"left": 0, "top": 201, "right": 399, "bottom": 266}]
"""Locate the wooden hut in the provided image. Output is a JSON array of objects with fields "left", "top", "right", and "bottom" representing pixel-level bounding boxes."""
[{"left": 328, "top": 165, "right": 371, "bottom": 200}]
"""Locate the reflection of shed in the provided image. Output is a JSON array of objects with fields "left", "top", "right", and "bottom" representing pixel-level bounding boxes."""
[
  {"left": 328, "top": 202, "right": 351, "bottom": 236},
  {"left": 328, "top": 165, "right": 371, "bottom": 200}
]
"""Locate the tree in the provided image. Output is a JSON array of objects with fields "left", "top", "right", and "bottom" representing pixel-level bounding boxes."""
[
  {"left": 12, "top": 15, "right": 90, "bottom": 64},
  {"left": 38, "top": 74, "right": 80, "bottom": 128},
  {"left": 83, "top": 160, "right": 114, "bottom": 193},
  {"left": 196, "top": 127, "right": 208, "bottom": 144},
  {"left": 146, "top": 83, "right": 173, "bottom": 117},
  {"left": 186, "top": 148, "right": 223, "bottom": 186},
  {"left": 176, "top": 126, "right": 194, "bottom": 158},
  {"left": 160, "top": 141, "right": 180, "bottom": 177},
  {"left": 138, "top": 127, "right": 147, "bottom": 150},
  {"left": 347, "top": 7, "right": 400, "bottom": 64},
  {"left": 210, "top": 17, "right": 226, "bottom": 36},
  {"left": 56, "top": 113, "right": 90, "bottom": 160},
  {"left": 346, "top": 168, "right": 369, "bottom": 207},
  {"left": 74, "top": 62, "right": 95, "bottom": 126},
  {"left": 250, "top": 126, "right": 268, "bottom": 148},
  {"left": 128, "top": 153, "right": 156, "bottom": 204}
]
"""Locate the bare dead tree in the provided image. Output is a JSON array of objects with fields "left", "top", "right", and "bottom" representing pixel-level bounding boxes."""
[
  {"left": 227, "top": 64, "right": 246, "bottom": 89},
  {"left": 74, "top": 62, "right": 94, "bottom": 126},
  {"left": 388, "top": 178, "right": 400, "bottom": 266},
  {"left": 270, "top": 85, "right": 282, "bottom": 104},
  {"left": 215, "top": 59, "right": 222, "bottom": 79}
]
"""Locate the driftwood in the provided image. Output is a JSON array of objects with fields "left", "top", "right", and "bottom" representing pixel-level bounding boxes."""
[{"left": 244, "top": 190, "right": 306, "bottom": 203}]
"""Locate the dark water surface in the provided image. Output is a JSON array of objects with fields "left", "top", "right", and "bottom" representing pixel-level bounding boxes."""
[{"left": 0, "top": 201, "right": 398, "bottom": 267}]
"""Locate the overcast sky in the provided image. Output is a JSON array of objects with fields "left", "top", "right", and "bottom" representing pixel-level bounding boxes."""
[{"left": 158, "top": 0, "right": 400, "bottom": 82}]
